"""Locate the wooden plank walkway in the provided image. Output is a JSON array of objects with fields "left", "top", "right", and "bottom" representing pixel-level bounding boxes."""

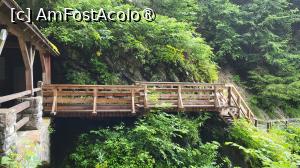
[{"left": 42, "top": 82, "right": 256, "bottom": 123}]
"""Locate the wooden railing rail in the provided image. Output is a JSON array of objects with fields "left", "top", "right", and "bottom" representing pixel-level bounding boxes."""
[{"left": 0, "top": 88, "right": 41, "bottom": 104}]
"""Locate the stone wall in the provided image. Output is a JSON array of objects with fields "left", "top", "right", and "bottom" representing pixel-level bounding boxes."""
[
  {"left": 0, "top": 109, "right": 17, "bottom": 154},
  {"left": 0, "top": 96, "right": 43, "bottom": 155}
]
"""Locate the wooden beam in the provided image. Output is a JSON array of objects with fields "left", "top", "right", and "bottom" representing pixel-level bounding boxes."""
[
  {"left": 18, "top": 37, "right": 34, "bottom": 92},
  {"left": 0, "top": 90, "right": 31, "bottom": 103},
  {"left": 30, "top": 45, "right": 36, "bottom": 67},
  {"left": 15, "top": 117, "right": 30, "bottom": 131},
  {"left": 43, "top": 53, "right": 51, "bottom": 84},
  {"left": 0, "top": 6, "right": 58, "bottom": 55},
  {"left": 9, "top": 101, "right": 30, "bottom": 114},
  {"left": 18, "top": 38, "right": 30, "bottom": 68},
  {"left": 0, "top": 29, "right": 8, "bottom": 55},
  {"left": 39, "top": 51, "right": 47, "bottom": 83}
]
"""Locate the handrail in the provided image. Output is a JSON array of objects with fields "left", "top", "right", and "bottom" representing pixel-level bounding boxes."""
[
  {"left": 136, "top": 81, "right": 226, "bottom": 86},
  {"left": 43, "top": 84, "right": 140, "bottom": 89},
  {"left": 256, "top": 118, "right": 300, "bottom": 123},
  {"left": 0, "top": 88, "right": 41, "bottom": 104},
  {"left": 226, "top": 84, "right": 255, "bottom": 122}
]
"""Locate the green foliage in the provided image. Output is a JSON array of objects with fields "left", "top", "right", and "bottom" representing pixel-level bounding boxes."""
[
  {"left": 195, "top": 0, "right": 300, "bottom": 116},
  {"left": 226, "top": 120, "right": 300, "bottom": 167},
  {"left": 131, "top": 0, "right": 199, "bottom": 23},
  {"left": 0, "top": 148, "right": 42, "bottom": 168},
  {"left": 66, "top": 112, "right": 220, "bottom": 167},
  {"left": 43, "top": 0, "right": 217, "bottom": 84},
  {"left": 0, "top": 152, "right": 20, "bottom": 168}
]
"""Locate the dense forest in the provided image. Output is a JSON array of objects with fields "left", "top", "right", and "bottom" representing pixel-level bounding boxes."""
[
  {"left": 2, "top": 0, "right": 300, "bottom": 167},
  {"left": 19, "top": 0, "right": 300, "bottom": 119}
]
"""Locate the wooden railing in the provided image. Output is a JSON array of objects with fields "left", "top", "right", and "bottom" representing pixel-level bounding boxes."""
[
  {"left": 42, "top": 84, "right": 142, "bottom": 117},
  {"left": 255, "top": 118, "right": 300, "bottom": 131},
  {"left": 42, "top": 82, "right": 256, "bottom": 122},
  {"left": 0, "top": 88, "right": 41, "bottom": 104},
  {"left": 226, "top": 84, "right": 255, "bottom": 122},
  {"left": 136, "top": 82, "right": 226, "bottom": 109},
  {"left": 0, "top": 83, "right": 42, "bottom": 131}
]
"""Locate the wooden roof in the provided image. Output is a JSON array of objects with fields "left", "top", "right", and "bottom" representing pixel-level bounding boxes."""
[{"left": 0, "top": 0, "right": 59, "bottom": 56}]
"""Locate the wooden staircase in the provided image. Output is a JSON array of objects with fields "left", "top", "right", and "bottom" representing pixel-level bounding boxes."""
[{"left": 42, "top": 82, "right": 256, "bottom": 123}]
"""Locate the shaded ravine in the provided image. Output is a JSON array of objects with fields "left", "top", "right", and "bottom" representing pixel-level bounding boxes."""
[{"left": 50, "top": 117, "right": 137, "bottom": 168}]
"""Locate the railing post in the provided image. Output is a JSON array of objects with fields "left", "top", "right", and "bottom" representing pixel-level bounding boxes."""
[
  {"left": 92, "top": 88, "right": 97, "bottom": 115},
  {"left": 144, "top": 85, "right": 148, "bottom": 109},
  {"left": 267, "top": 122, "right": 272, "bottom": 132},
  {"left": 228, "top": 86, "right": 232, "bottom": 106},
  {"left": 254, "top": 119, "right": 258, "bottom": 127},
  {"left": 178, "top": 85, "right": 184, "bottom": 109},
  {"left": 214, "top": 85, "right": 218, "bottom": 108},
  {"left": 237, "top": 93, "right": 242, "bottom": 118},
  {"left": 51, "top": 89, "right": 57, "bottom": 116},
  {"left": 131, "top": 89, "right": 136, "bottom": 114}
]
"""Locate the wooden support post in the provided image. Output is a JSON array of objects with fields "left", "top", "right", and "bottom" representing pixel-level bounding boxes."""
[
  {"left": 254, "top": 119, "right": 258, "bottom": 127},
  {"left": 18, "top": 38, "right": 35, "bottom": 94},
  {"left": 228, "top": 86, "right": 232, "bottom": 106},
  {"left": 237, "top": 94, "right": 242, "bottom": 118},
  {"left": 131, "top": 89, "right": 136, "bottom": 113},
  {"left": 267, "top": 122, "right": 272, "bottom": 132},
  {"left": 92, "top": 88, "right": 97, "bottom": 115},
  {"left": 0, "top": 29, "right": 8, "bottom": 56},
  {"left": 144, "top": 85, "right": 148, "bottom": 109},
  {"left": 39, "top": 51, "right": 47, "bottom": 83},
  {"left": 39, "top": 52, "right": 52, "bottom": 84},
  {"left": 178, "top": 85, "right": 184, "bottom": 109},
  {"left": 45, "top": 54, "right": 51, "bottom": 84},
  {"left": 214, "top": 86, "right": 218, "bottom": 108},
  {"left": 51, "top": 89, "right": 57, "bottom": 115}
]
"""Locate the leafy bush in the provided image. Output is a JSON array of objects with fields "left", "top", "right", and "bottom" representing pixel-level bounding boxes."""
[
  {"left": 226, "top": 120, "right": 300, "bottom": 167},
  {"left": 195, "top": 0, "right": 300, "bottom": 116},
  {"left": 66, "top": 112, "right": 220, "bottom": 167},
  {"left": 43, "top": 0, "right": 218, "bottom": 84}
]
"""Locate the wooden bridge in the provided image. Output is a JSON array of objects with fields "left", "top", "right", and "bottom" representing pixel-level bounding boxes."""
[{"left": 42, "top": 82, "right": 256, "bottom": 123}]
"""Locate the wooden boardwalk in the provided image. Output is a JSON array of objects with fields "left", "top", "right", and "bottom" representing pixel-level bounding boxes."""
[{"left": 42, "top": 82, "right": 256, "bottom": 123}]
